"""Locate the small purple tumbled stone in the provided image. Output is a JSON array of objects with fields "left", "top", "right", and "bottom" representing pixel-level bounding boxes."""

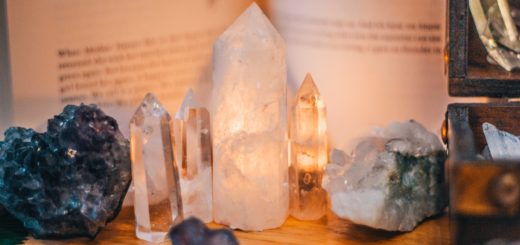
[{"left": 169, "top": 217, "right": 239, "bottom": 245}]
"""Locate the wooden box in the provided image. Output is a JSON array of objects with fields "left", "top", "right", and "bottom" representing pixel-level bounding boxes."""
[
  {"left": 448, "top": 0, "right": 520, "bottom": 96},
  {"left": 447, "top": 0, "right": 520, "bottom": 244}
]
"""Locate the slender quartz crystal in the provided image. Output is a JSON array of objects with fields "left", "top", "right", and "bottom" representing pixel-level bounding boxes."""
[
  {"left": 211, "top": 3, "right": 288, "bottom": 231},
  {"left": 174, "top": 89, "right": 213, "bottom": 223},
  {"left": 289, "top": 74, "right": 328, "bottom": 220},
  {"left": 469, "top": 0, "right": 520, "bottom": 71},
  {"left": 130, "top": 93, "right": 183, "bottom": 243}
]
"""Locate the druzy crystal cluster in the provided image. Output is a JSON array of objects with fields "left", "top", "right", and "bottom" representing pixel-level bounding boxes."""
[
  {"left": 0, "top": 104, "right": 131, "bottom": 238},
  {"left": 323, "top": 121, "right": 447, "bottom": 231},
  {"left": 168, "top": 217, "right": 238, "bottom": 245}
]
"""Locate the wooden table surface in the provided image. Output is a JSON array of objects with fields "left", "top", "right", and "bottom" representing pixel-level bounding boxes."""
[{"left": 0, "top": 208, "right": 450, "bottom": 245}]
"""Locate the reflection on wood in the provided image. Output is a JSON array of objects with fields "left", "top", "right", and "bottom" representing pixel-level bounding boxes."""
[{"left": 1, "top": 208, "right": 449, "bottom": 245}]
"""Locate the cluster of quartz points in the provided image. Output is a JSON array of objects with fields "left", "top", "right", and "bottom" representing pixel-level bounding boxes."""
[
  {"left": 131, "top": 1, "right": 335, "bottom": 239},
  {"left": 481, "top": 122, "right": 520, "bottom": 160},
  {"left": 0, "top": 104, "right": 132, "bottom": 238},
  {"left": 470, "top": 0, "right": 520, "bottom": 71},
  {"left": 129, "top": 2, "right": 291, "bottom": 240},
  {"left": 130, "top": 92, "right": 213, "bottom": 243},
  {"left": 323, "top": 121, "right": 447, "bottom": 231}
]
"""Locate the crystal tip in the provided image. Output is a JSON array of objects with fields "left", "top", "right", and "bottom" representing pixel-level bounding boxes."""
[
  {"left": 176, "top": 89, "right": 198, "bottom": 120},
  {"left": 297, "top": 72, "right": 320, "bottom": 95}
]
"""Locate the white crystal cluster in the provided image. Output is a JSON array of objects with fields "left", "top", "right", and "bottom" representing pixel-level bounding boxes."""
[
  {"left": 323, "top": 120, "right": 447, "bottom": 231},
  {"left": 470, "top": 0, "right": 520, "bottom": 71},
  {"left": 482, "top": 122, "right": 520, "bottom": 160}
]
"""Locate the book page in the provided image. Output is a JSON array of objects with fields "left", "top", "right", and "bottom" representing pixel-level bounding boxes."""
[
  {"left": 267, "top": 0, "right": 471, "bottom": 151},
  {"left": 5, "top": 0, "right": 251, "bottom": 135}
]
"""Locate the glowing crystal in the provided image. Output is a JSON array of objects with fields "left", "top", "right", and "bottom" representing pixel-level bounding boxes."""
[
  {"left": 211, "top": 3, "right": 288, "bottom": 231},
  {"left": 289, "top": 74, "right": 328, "bottom": 220}
]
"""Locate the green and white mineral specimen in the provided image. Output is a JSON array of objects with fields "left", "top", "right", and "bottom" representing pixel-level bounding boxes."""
[{"left": 323, "top": 120, "right": 447, "bottom": 231}]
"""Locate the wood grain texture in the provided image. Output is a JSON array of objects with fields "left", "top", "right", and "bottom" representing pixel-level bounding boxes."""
[
  {"left": 446, "top": 103, "right": 520, "bottom": 243},
  {"left": 5, "top": 208, "right": 449, "bottom": 245}
]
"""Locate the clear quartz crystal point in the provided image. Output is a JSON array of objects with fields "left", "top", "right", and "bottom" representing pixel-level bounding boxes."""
[
  {"left": 174, "top": 89, "right": 213, "bottom": 223},
  {"left": 483, "top": 122, "right": 520, "bottom": 160},
  {"left": 211, "top": 2, "right": 288, "bottom": 231},
  {"left": 130, "top": 93, "right": 183, "bottom": 243},
  {"left": 289, "top": 73, "right": 328, "bottom": 221},
  {"left": 470, "top": 0, "right": 520, "bottom": 71}
]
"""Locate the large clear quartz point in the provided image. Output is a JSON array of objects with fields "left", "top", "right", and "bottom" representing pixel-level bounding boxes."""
[
  {"left": 483, "top": 122, "right": 520, "bottom": 160},
  {"left": 174, "top": 89, "right": 213, "bottom": 223},
  {"left": 289, "top": 73, "right": 328, "bottom": 221},
  {"left": 130, "top": 93, "right": 183, "bottom": 243},
  {"left": 470, "top": 0, "right": 520, "bottom": 71},
  {"left": 211, "top": 2, "right": 288, "bottom": 231}
]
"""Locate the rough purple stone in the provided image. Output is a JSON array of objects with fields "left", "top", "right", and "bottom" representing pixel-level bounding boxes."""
[{"left": 0, "top": 104, "right": 131, "bottom": 238}]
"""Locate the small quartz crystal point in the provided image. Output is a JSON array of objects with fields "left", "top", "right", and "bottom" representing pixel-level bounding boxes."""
[
  {"left": 0, "top": 104, "right": 131, "bottom": 238},
  {"left": 174, "top": 89, "right": 213, "bottom": 223},
  {"left": 323, "top": 121, "right": 447, "bottom": 231},
  {"left": 130, "top": 93, "right": 183, "bottom": 243},
  {"left": 212, "top": 2, "right": 288, "bottom": 231},
  {"left": 168, "top": 217, "right": 239, "bottom": 245},
  {"left": 483, "top": 122, "right": 520, "bottom": 160},
  {"left": 289, "top": 73, "right": 328, "bottom": 221},
  {"left": 470, "top": 0, "right": 520, "bottom": 71}
]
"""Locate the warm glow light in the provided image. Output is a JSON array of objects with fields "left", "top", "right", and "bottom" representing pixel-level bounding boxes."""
[
  {"left": 211, "top": 3, "right": 288, "bottom": 231},
  {"left": 289, "top": 73, "right": 328, "bottom": 221}
]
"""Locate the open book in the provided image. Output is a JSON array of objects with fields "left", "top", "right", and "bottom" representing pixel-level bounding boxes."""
[{"left": 0, "top": 0, "right": 452, "bottom": 151}]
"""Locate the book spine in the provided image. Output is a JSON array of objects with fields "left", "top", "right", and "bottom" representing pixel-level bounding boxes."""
[{"left": 0, "top": 0, "right": 13, "bottom": 134}]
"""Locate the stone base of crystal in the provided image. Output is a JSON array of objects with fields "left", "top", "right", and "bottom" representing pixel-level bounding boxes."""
[{"left": 136, "top": 230, "right": 169, "bottom": 243}]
